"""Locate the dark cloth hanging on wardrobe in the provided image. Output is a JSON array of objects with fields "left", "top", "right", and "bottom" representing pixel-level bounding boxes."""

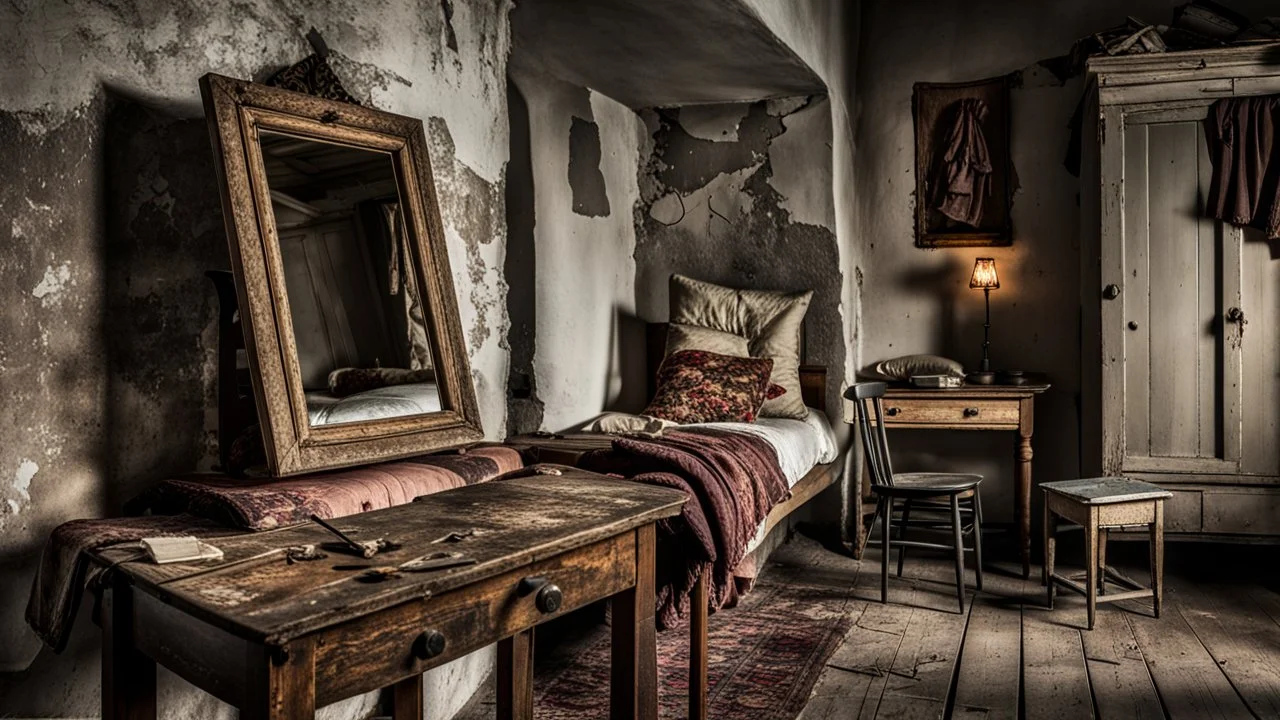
[
  {"left": 1205, "top": 95, "right": 1280, "bottom": 240},
  {"left": 930, "top": 98, "right": 993, "bottom": 228}
]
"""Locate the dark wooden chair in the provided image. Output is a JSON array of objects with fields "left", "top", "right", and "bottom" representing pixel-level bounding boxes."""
[{"left": 847, "top": 381, "right": 984, "bottom": 613}]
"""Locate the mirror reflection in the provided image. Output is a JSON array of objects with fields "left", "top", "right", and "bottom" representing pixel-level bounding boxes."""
[{"left": 261, "top": 131, "right": 440, "bottom": 427}]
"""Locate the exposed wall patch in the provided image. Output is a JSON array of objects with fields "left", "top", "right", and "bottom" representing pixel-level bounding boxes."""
[
  {"left": 12, "top": 459, "right": 36, "bottom": 501},
  {"left": 568, "top": 116, "right": 610, "bottom": 217},
  {"left": 31, "top": 263, "right": 72, "bottom": 304},
  {"left": 441, "top": 0, "right": 460, "bottom": 52},
  {"left": 678, "top": 104, "right": 750, "bottom": 143},
  {"left": 635, "top": 96, "right": 843, "bottom": 411}
]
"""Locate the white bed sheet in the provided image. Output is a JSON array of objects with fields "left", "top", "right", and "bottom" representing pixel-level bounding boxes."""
[
  {"left": 306, "top": 382, "right": 442, "bottom": 426},
  {"left": 684, "top": 409, "right": 839, "bottom": 487}
]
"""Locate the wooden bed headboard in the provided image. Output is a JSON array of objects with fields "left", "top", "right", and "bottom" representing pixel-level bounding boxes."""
[{"left": 645, "top": 322, "right": 826, "bottom": 412}]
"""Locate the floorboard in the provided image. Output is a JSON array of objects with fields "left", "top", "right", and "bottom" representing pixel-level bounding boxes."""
[
  {"left": 1127, "top": 597, "right": 1255, "bottom": 719},
  {"left": 950, "top": 569, "right": 1031, "bottom": 720},
  {"left": 1080, "top": 606, "right": 1164, "bottom": 720},
  {"left": 1176, "top": 581, "right": 1280, "bottom": 719},
  {"left": 1022, "top": 603, "right": 1095, "bottom": 719}
]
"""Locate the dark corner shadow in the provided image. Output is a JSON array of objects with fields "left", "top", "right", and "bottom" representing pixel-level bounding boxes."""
[
  {"left": 100, "top": 85, "right": 227, "bottom": 513},
  {"left": 604, "top": 308, "right": 650, "bottom": 414}
]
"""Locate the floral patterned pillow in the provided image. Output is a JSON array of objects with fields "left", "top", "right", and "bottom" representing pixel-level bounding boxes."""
[{"left": 643, "top": 350, "right": 779, "bottom": 424}]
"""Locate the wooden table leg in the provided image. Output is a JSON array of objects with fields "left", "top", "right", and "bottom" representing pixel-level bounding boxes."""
[
  {"left": 1044, "top": 499, "right": 1056, "bottom": 608},
  {"left": 1017, "top": 397, "right": 1035, "bottom": 578},
  {"left": 612, "top": 524, "right": 657, "bottom": 720},
  {"left": 1098, "top": 528, "right": 1109, "bottom": 596},
  {"left": 689, "top": 571, "right": 708, "bottom": 720},
  {"left": 1151, "top": 500, "right": 1164, "bottom": 618},
  {"left": 243, "top": 638, "right": 316, "bottom": 720},
  {"left": 392, "top": 673, "right": 423, "bottom": 720},
  {"left": 102, "top": 580, "right": 156, "bottom": 720},
  {"left": 497, "top": 629, "right": 534, "bottom": 720},
  {"left": 1085, "top": 507, "right": 1099, "bottom": 631}
]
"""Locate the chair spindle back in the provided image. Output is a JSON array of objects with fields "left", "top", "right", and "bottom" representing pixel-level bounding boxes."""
[{"left": 850, "top": 382, "right": 895, "bottom": 488}]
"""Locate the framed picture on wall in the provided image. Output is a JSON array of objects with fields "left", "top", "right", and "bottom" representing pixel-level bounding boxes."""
[{"left": 913, "top": 75, "right": 1014, "bottom": 247}]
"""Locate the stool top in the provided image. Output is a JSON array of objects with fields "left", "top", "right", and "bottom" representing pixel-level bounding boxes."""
[{"left": 1041, "top": 477, "right": 1172, "bottom": 505}]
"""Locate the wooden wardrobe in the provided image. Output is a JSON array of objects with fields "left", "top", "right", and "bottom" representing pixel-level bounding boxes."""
[{"left": 1081, "top": 44, "right": 1280, "bottom": 539}]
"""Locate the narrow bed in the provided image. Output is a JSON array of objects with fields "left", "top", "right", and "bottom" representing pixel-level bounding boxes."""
[{"left": 507, "top": 319, "right": 849, "bottom": 720}]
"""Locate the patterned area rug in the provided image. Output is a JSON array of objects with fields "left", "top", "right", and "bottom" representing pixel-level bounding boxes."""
[{"left": 457, "top": 534, "right": 859, "bottom": 720}]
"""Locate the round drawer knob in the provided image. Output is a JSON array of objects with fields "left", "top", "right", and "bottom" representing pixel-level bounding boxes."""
[
  {"left": 414, "top": 629, "right": 447, "bottom": 660},
  {"left": 536, "top": 585, "right": 563, "bottom": 614},
  {"left": 963, "top": 407, "right": 980, "bottom": 418},
  {"left": 885, "top": 407, "right": 900, "bottom": 417}
]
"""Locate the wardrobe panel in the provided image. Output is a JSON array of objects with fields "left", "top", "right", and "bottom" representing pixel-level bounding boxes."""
[{"left": 1144, "top": 121, "right": 1209, "bottom": 459}]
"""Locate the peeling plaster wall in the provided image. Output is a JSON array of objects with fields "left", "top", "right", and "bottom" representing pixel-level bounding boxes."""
[
  {"left": 852, "top": 0, "right": 1275, "bottom": 522},
  {"left": 509, "top": 63, "right": 646, "bottom": 432},
  {"left": 635, "top": 96, "right": 844, "bottom": 415},
  {"left": 741, "top": 0, "right": 860, "bottom": 424},
  {"left": 0, "top": 1, "right": 512, "bottom": 717}
]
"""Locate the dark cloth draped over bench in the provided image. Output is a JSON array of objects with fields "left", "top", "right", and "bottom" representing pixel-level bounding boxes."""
[
  {"left": 577, "top": 428, "right": 790, "bottom": 630},
  {"left": 27, "top": 446, "right": 522, "bottom": 652}
]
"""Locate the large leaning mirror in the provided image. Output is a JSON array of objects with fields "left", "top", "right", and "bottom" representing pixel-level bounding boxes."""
[{"left": 201, "top": 73, "right": 482, "bottom": 476}]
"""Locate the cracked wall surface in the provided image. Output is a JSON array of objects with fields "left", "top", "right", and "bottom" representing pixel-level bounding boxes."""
[
  {"left": 509, "top": 61, "right": 646, "bottom": 432},
  {"left": 0, "top": 1, "right": 513, "bottom": 717},
  {"left": 635, "top": 96, "right": 845, "bottom": 415}
]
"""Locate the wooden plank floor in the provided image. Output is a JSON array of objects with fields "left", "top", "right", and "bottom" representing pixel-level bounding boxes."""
[
  {"left": 800, "top": 531, "right": 1280, "bottom": 720},
  {"left": 454, "top": 529, "right": 1280, "bottom": 719}
]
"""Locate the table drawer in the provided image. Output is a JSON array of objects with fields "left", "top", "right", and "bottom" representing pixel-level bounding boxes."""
[
  {"left": 313, "top": 531, "right": 637, "bottom": 704},
  {"left": 878, "top": 398, "right": 1020, "bottom": 427}
]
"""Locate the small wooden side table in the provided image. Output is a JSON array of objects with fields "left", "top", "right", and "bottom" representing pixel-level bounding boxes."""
[
  {"left": 850, "top": 383, "right": 1049, "bottom": 576},
  {"left": 1042, "top": 477, "right": 1172, "bottom": 630}
]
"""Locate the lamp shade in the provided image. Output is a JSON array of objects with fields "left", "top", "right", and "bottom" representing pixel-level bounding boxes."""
[{"left": 969, "top": 258, "right": 999, "bottom": 289}]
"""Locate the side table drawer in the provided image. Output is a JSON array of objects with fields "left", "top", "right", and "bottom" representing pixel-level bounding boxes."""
[
  {"left": 878, "top": 398, "right": 1020, "bottom": 427},
  {"left": 312, "top": 531, "right": 637, "bottom": 705}
]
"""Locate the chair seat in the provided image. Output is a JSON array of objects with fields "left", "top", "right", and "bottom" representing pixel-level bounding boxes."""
[{"left": 873, "top": 472, "right": 982, "bottom": 496}]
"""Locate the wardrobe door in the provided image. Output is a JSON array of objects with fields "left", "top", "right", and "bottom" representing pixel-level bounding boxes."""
[{"left": 1107, "top": 114, "right": 1243, "bottom": 476}]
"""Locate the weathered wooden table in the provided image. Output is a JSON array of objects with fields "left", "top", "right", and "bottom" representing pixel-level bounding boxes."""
[
  {"left": 98, "top": 471, "right": 686, "bottom": 720},
  {"left": 848, "top": 383, "right": 1050, "bottom": 577}
]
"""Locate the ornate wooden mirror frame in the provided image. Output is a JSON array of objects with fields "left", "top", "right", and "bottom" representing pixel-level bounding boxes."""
[{"left": 200, "top": 73, "right": 482, "bottom": 476}]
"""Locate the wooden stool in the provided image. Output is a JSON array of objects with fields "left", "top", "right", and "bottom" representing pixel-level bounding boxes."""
[{"left": 1042, "top": 477, "right": 1171, "bottom": 630}]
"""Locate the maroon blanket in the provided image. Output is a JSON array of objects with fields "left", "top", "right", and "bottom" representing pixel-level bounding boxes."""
[
  {"left": 578, "top": 429, "right": 790, "bottom": 629},
  {"left": 27, "top": 445, "right": 523, "bottom": 652}
]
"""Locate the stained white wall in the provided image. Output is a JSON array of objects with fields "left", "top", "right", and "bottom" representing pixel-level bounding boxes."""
[{"left": 509, "top": 63, "right": 646, "bottom": 432}]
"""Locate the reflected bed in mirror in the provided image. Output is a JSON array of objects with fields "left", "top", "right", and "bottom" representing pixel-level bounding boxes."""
[
  {"left": 260, "top": 131, "right": 440, "bottom": 428},
  {"left": 202, "top": 74, "right": 481, "bottom": 475}
]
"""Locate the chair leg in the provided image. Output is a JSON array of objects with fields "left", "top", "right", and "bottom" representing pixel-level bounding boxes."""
[
  {"left": 896, "top": 499, "right": 912, "bottom": 578},
  {"left": 951, "top": 494, "right": 965, "bottom": 614},
  {"left": 971, "top": 491, "right": 984, "bottom": 591},
  {"left": 880, "top": 497, "right": 890, "bottom": 605}
]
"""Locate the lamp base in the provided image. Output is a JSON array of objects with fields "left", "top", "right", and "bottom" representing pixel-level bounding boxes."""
[{"left": 966, "top": 371, "right": 997, "bottom": 385}]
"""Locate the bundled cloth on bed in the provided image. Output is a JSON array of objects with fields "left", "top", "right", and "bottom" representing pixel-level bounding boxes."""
[
  {"left": 26, "top": 445, "right": 523, "bottom": 653},
  {"left": 577, "top": 429, "right": 791, "bottom": 630}
]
